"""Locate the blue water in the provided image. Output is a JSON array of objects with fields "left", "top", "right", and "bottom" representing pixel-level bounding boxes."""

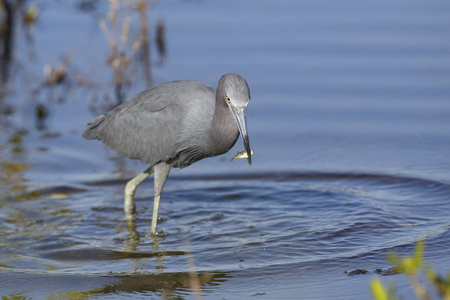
[{"left": 1, "top": 0, "right": 449, "bottom": 299}]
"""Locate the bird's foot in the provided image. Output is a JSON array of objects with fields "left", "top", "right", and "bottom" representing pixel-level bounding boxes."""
[{"left": 147, "top": 229, "right": 168, "bottom": 238}]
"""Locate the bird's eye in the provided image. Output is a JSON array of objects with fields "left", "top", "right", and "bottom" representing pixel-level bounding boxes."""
[{"left": 226, "top": 96, "right": 231, "bottom": 103}]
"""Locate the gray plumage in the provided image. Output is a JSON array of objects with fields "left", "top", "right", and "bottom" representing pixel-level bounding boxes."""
[{"left": 83, "top": 73, "right": 252, "bottom": 235}]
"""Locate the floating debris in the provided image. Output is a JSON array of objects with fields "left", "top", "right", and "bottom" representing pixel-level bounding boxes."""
[
  {"left": 345, "top": 269, "right": 368, "bottom": 276},
  {"left": 374, "top": 267, "right": 399, "bottom": 276}
]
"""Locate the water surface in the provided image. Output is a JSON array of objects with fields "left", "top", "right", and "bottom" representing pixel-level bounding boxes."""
[{"left": 1, "top": 0, "right": 449, "bottom": 299}]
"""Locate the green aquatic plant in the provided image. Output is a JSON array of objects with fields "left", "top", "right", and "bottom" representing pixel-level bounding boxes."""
[
  {"left": 1, "top": 294, "right": 31, "bottom": 300},
  {"left": 371, "top": 241, "right": 450, "bottom": 300},
  {"left": 47, "top": 291, "right": 90, "bottom": 300},
  {"left": 371, "top": 278, "right": 398, "bottom": 300}
]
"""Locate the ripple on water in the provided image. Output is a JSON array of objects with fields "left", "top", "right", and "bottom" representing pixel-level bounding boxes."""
[
  {"left": 1, "top": 172, "right": 449, "bottom": 276},
  {"left": 165, "top": 172, "right": 450, "bottom": 273}
]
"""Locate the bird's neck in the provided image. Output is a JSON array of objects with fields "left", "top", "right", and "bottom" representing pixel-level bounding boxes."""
[{"left": 209, "top": 93, "right": 239, "bottom": 156}]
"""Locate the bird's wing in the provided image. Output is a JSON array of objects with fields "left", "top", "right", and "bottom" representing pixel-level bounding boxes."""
[
  {"left": 92, "top": 81, "right": 213, "bottom": 166},
  {"left": 88, "top": 81, "right": 214, "bottom": 165},
  {"left": 98, "top": 96, "right": 182, "bottom": 166}
]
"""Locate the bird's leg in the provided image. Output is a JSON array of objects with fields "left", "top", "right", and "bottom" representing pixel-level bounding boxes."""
[
  {"left": 151, "top": 193, "right": 161, "bottom": 234},
  {"left": 124, "top": 166, "right": 154, "bottom": 218},
  {"left": 150, "top": 163, "right": 171, "bottom": 235}
]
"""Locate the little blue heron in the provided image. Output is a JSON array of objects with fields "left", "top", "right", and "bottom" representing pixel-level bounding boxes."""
[{"left": 83, "top": 73, "right": 252, "bottom": 235}]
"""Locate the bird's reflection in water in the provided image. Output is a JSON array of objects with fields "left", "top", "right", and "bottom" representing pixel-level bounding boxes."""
[
  {"left": 117, "top": 218, "right": 231, "bottom": 298},
  {"left": 124, "top": 217, "right": 165, "bottom": 273},
  {"left": 88, "top": 270, "right": 231, "bottom": 298},
  {"left": 124, "top": 217, "right": 140, "bottom": 252}
]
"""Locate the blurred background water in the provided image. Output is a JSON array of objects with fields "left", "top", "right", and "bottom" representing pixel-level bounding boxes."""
[{"left": 0, "top": 0, "right": 449, "bottom": 299}]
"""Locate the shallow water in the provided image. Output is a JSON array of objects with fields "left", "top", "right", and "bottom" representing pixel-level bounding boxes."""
[
  {"left": 2, "top": 172, "right": 450, "bottom": 298},
  {"left": 1, "top": 0, "right": 450, "bottom": 299}
]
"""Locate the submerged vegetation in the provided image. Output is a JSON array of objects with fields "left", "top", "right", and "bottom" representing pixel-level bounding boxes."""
[
  {"left": 0, "top": 0, "right": 166, "bottom": 122},
  {"left": 0, "top": 0, "right": 166, "bottom": 176}
]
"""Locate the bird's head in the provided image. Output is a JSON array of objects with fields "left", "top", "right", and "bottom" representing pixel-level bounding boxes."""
[{"left": 219, "top": 73, "right": 252, "bottom": 166}]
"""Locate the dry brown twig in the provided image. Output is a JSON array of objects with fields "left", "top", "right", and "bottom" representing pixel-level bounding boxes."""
[{"left": 98, "top": 0, "right": 160, "bottom": 103}]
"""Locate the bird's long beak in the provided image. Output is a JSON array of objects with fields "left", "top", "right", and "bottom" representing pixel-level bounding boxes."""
[{"left": 232, "top": 107, "right": 252, "bottom": 166}]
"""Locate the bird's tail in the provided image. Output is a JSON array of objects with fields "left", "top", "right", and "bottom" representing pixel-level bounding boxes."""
[{"left": 82, "top": 114, "right": 106, "bottom": 140}]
